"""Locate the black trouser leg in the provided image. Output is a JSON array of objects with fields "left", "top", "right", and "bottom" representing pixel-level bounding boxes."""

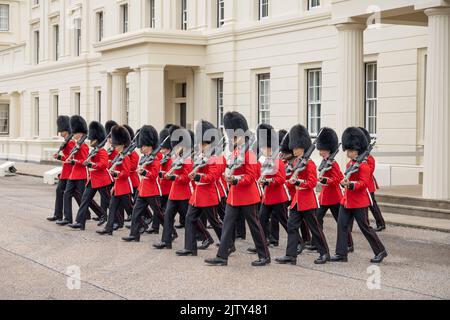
[
  {"left": 270, "top": 210, "right": 280, "bottom": 241},
  {"left": 300, "top": 219, "right": 311, "bottom": 242},
  {"left": 152, "top": 195, "right": 168, "bottom": 230},
  {"left": 273, "top": 202, "right": 297, "bottom": 244},
  {"left": 105, "top": 196, "right": 121, "bottom": 232},
  {"left": 54, "top": 179, "right": 67, "bottom": 219},
  {"left": 286, "top": 211, "right": 304, "bottom": 257},
  {"left": 148, "top": 196, "right": 164, "bottom": 227},
  {"left": 353, "top": 208, "right": 386, "bottom": 255},
  {"left": 130, "top": 197, "right": 149, "bottom": 238},
  {"left": 75, "top": 185, "right": 98, "bottom": 227},
  {"left": 326, "top": 204, "right": 353, "bottom": 248},
  {"left": 244, "top": 204, "right": 270, "bottom": 260},
  {"left": 369, "top": 193, "right": 386, "bottom": 228},
  {"left": 218, "top": 197, "right": 226, "bottom": 221},
  {"left": 161, "top": 200, "right": 179, "bottom": 244},
  {"left": 259, "top": 204, "right": 272, "bottom": 243},
  {"left": 185, "top": 206, "right": 212, "bottom": 251},
  {"left": 120, "top": 194, "right": 133, "bottom": 222},
  {"left": 236, "top": 212, "right": 246, "bottom": 238},
  {"left": 100, "top": 185, "right": 112, "bottom": 215},
  {"left": 63, "top": 180, "right": 85, "bottom": 223},
  {"left": 205, "top": 206, "right": 222, "bottom": 240},
  {"left": 302, "top": 210, "right": 329, "bottom": 256},
  {"left": 217, "top": 205, "right": 240, "bottom": 259}
]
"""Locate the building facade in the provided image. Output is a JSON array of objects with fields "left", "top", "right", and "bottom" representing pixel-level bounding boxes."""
[{"left": 0, "top": 0, "right": 449, "bottom": 199}]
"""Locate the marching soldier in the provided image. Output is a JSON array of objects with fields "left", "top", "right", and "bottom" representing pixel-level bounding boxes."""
[
  {"left": 69, "top": 121, "right": 112, "bottom": 230},
  {"left": 215, "top": 133, "right": 228, "bottom": 222},
  {"left": 124, "top": 125, "right": 141, "bottom": 200},
  {"left": 153, "top": 126, "right": 194, "bottom": 250},
  {"left": 275, "top": 125, "right": 330, "bottom": 265},
  {"left": 48, "top": 116, "right": 76, "bottom": 222},
  {"left": 176, "top": 120, "right": 223, "bottom": 256},
  {"left": 123, "top": 125, "right": 165, "bottom": 242},
  {"left": 330, "top": 127, "right": 387, "bottom": 263},
  {"left": 205, "top": 112, "right": 270, "bottom": 267},
  {"left": 359, "top": 127, "right": 386, "bottom": 232},
  {"left": 97, "top": 126, "right": 134, "bottom": 235},
  {"left": 147, "top": 125, "right": 173, "bottom": 234},
  {"left": 315, "top": 127, "right": 354, "bottom": 252},
  {"left": 56, "top": 116, "right": 89, "bottom": 226}
]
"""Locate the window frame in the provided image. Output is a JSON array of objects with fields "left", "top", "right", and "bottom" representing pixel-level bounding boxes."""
[
  {"left": 34, "top": 29, "right": 40, "bottom": 64},
  {"left": 217, "top": 0, "right": 225, "bottom": 28},
  {"left": 216, "top": 78, "right": 224, "bottom": 128},
  {"left": 74, "top": 18, "right": 81, "bottom": 56},
  {"left": 307, "top": 0, "right": 321, "bottom": 10},
  {"left": 149, "top": 0, "right": 156, "bottom": 28},
  {"left": 0, "top": 104, "right": 9, "bottom": 136},
  {"left": 0, "top": 4, "right": 9, "bottom": 32},
  {"left": 96, "top": 11, "right": 104, "bottom": 42},
  {"left": 259, "top": 0, "right": 269, "bottom": 20},
  {"left": 306, "top": 68, "right": 322, "bottom": 136},
  {"left": 364, "top": 62, "right": 378, "bottom": 136},
  {"left": 181, "top": 0, "right": 188, "bottom": 30},
  {"left": 120, "top": 3, "right": 129, "bottom": 34},
  {"left": 257, "top": 73, "right": 271, "bottom": 125}
]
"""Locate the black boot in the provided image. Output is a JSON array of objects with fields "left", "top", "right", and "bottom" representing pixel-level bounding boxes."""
[
  {"left": 247, "top": 247, "right": 257, "bottom": 254},
  {"left": 146, "top": 228, "right": 159, "bottom": 234},
  {"left": 204, "top": 257, "right": 228, "bottom": 266},
  {"left": 314, "top": 254, "right": 330, "bottom": 265},
  {"left": 199, "top": 238, "right": 214, "bottom": 250},
  {"left": 330, "top": 255, "right": 348, "bottom": 262},
  {"left": 68, "top": 223, "right": 85, "bottom": 231},
  {"left": 153, "top": 242, "right": 172, "bottom": 249},
  {"left": 96, "top": 229, "right": 113, "bottom": 235},
  {"left": 97, "top": 216, "right": 107, "bottom": 227},
  {"left": 122, "top": 236, "right": 140, "bottom": 242},
  {"left": 374, "top": 225, "right": 386, "bottom": 232},
  {"left": 275, "top": 256, "right": 297, "bottom": 265},
  {"left": 56, "top": 219, "right": 71, "bottom": 226},
  {"left": 251, "top": 258, "right": 271, "bottom": 267},
  {"left": 370, "top": 250, "right": 388, "bottom": 263},
  {"left": 47, "top": 216, "right": 60, "bottom": 222},
  {"left": 176, "top": 249, "right": 198, "bottom": 256}
]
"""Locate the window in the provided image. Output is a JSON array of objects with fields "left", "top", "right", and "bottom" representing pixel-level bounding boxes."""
[
  {"left": 181, "top": 0, "right": 188, "bottom": 30},
  {"left": 0, "top": 104, "right": 8, "bottom": 135},
  {"left": 148, "top": 0, "right": 156, "bottom": 28},
  {"left": 53, "top": 94, "right": 59, "bottom": 118},
  {"left": 216, "top": 78, "right": 224, "bottom": 128},
  {"left": 74, "top": 18, "right": 81, "bottom": 56},
  {"left": 74, "top": 91, "right": 81, "bottom": 115},
  {"left": 34, "top": 96, "right": 40, "bottom": 136},
  {"left": 34, "top": 30, "right": 40, "bottom": 64},
  {"left": 53, "top": 25, "right": 59, "bottom": 61},
  {"left": 96, "top": 12, "right": 104, "bottom": 41},
  {"left": 365, "top": 62, "right": 377, "bottom": 135},
  {"left": 95, "top": 89, "right": 102, "bottom": 122},
  {"left": 51, "top": 93, "right": 59, "bottom": 135},
  {"left": 217, "top": 0, "right": 225, "bottom": 27},
  {"left": 125, "top": 87, "right": 130, "bottom": 125},
  {"left": 258, "top": 73, "right": 270, "bottom": 124},
  {"left": 308, "top": 0, "right": 321, "bottom": 10},
  {"left": 121, "top": 4, "right": 129, "bottom": 33},
  {"left": 0, "top": 4, "right": 9, "bottom": 31},
  {"left": 33, "top": 0, "right": 40, "bottom": 5},
  {"left": 307, "top": 69, "right": 322, "bottom": 136},
  {"left": 259, "top": 0, "right": 269, "bottom": 20}
]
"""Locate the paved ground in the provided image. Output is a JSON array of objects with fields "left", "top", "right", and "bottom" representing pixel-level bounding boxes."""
[{"left": 0, "top": 175, "right": 449, "bottom": 300}]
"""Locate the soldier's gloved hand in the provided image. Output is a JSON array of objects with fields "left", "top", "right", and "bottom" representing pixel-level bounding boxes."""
[
  {"left": 294, "top": 180, "right": 301, "bottom": 187},
  {"left": 194, "top": 174, "right": 202, "bottom": 182},
  {"left": 112, "top": 171, "right": 119, "bottom": 178},
  {"left": 140, "top": 169, "right": 148, "bottom": 177},
  {"left": 158, "top": 171, "right": 164, "bottom": 178},
  {"left": 85, "top": 162, "right": 93, "bottom": 168},
  {"left": 319, "top": 177, "right": 328, "bottom": 185},
  {"left": 347, "top": 182, "right": 355, "bottom": 190},
  {"left": 231, "top": 177, "right": 239, "bottom": 186},
  {"left": 70, "top": 160, "right": 76, "bottom": 165},
  {"left": 167, "top": 174, "right": 176, "bottom": 181}
]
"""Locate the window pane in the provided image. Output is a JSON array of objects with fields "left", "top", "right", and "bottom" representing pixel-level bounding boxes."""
[{"left": 0, "top": 4, "right": 9, "bottom": 31}]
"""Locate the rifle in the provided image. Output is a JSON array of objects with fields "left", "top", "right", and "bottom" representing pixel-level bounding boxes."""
[
  {"left": 83, "top": 133, "right": 112, "bottom": 166},
  {"left": 56, "top": 133, "right": 74, "bottom": 156},
  {"left": 190, "top": 135, "right": 226, "bottom": 176},
  {"left": 139, "top": 136, "right": 170, "bottom": 168},
  {"left": 109, "top": 129, "right": 141, "bottom": 173},
  {"left": 317, "top": 143, "right": 342, "bottom": 178},
  {"left": 66, "top": 134, "right": 88, "bottom": 162},
  {"left": 225, "top": 133, "right": 256, "bottom": 179},
  {"left": 165, "top": 151, "right": 194, "bottom": 177},
  {"left": 344, "top": 139, "right": 377, "bottom": 180},
  {"left": 289, "top": 128, "right": 324, "bottom": 182}
]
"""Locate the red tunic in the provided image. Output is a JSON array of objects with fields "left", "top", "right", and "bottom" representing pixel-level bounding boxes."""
[
  {"left": 129, "top": 151, "right": 141, "bottom": 189},
  {"left": 289, "top": 160, "right": 319, "bottom": 212},
  {"left": 212, "top": 155, "right": 228, "bottom": 199},
  {"left": 108, "top": 149, "right": 118, "bottom": 169},
  {"left": 227, "top": 150, "right": 261, "bottom": 206},
  {"left": 159, "top": 156, "right": 173, "bottom": 196},
  {"left": 111, "top": 156, "right": 133, "bottom": 196},
  {"left": 138, "top": 152, "right": 162, "bottom": 198},
  {"left": 283, "top": 160, "right": 296, "bottom": 204},
  {"left": 168, "top": 158, "right": 193, "bottom": 201},
  {"left": 341, "top": 160, "right": 372, "bottom": 209},
  {"left": 189, "top": 158, "right": 220, "bottom": 207},
  {"left": 262, "top": 159, "right": 289, "bottom": 206},
  {"left": 69, "top": 143, "right": 89, "bottom": 181},
  {"left": 366, "top": 155, "right": 377, "bottom": 193},
  {"left": 87, "top": 148, "right": 113, "bottom": 189},
  {"left": 318, "top": 161, "right": 343, "bottom": 206},
  {"left": 59, "top": 140, "right": 76, "bottom": 180}
]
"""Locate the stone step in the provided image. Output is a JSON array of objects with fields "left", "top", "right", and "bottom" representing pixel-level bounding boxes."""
[
  {"left": 376, "top": 193, "right": 450, "bottom": 210},
  {"left": 378, "top": 202, "right": 450, "bottom": 220}
]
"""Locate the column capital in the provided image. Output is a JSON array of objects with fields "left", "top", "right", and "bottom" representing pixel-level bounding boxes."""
[
  {"left": 111, "top": 70, "right": 128, "bottom": 76},
  {"left": 334, "top": 22, "right": 367, "bottom": 32},
  {"left": 8, "top": 91, "right": 21, "bottom": 97},
  {"left": 139, "top": 64, "right": 166, "bottom": 72},
  {"left": 425, "top": 7, "right": 450, "bottom": 17}
]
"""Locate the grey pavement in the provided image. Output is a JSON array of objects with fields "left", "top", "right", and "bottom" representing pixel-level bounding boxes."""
[{"left": 0, "top": 175, "right": 449, "bottom": 300}]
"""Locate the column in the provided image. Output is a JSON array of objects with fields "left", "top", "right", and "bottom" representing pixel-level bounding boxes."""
[
  {"left": 100, "top": 71, "right": 112, "bottom": 122},
  {"left": 111, "top": 71, "right": 128, "bottom": 124},
  {"left": 8, "top": 92, "right": 21, "bottom": 139},
  {"left": 139, "top": 65, "right": 166, "bottom": 131},
  {"left": 423, "top": 8, "right": 450, "bottom": 200},
  {"left": 335, "top": 23, "right": 366, "bottom": 134},
  {"left": 193, "top": 66, "right": 208, "bottom": 120}
]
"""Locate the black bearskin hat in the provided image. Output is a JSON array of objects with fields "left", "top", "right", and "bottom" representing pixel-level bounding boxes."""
[
  {"left": 111, "top": 125, "right": 131, "bottom": 147},
  {"left": 105, "top": 120, "right": 118, "bottom": 136},
  {"left": 88, "top": 121, "right": 106, "bottom": 143},
  {"left": 138, "top": 125, "right": 158, "bottom": 148},
  {"left": 169, "top": 125, "right": 193, "bottom": 150},
  {"left": 57, "top": 116, "right": 71, "bottom": 133},
  {"left": 70, "top": 115, "right": 88, "bottom": 135},
  {"left": 280, "top": 130, "right": 292, "bottom": 154},
  {"left": 289, "top": 125, "right": 311, "bottom": 150},
  {"left": 223, "top": 112, "right": 249, "bottom": 136},
  {"left": 196, "top": 120, "right": 219, "bottom": 145},
  {"left": 159, "top": 124, "right": 173, "bottom": 150},
  {"left": 257, "top": 123, "right": 277, "bottom": 149},
  {"left": 123, "top": 124, "right": 135, "bottom": 141},
  {"left": 316, "top": 127, "right": 339, "bottom": 153},
  {"left": 358, "top": 127, "right": 372, "bottom": 146},
  {"left": 342, "top": 127, "right": 369, "bottom": 153},
  {"left": 278, "top": 129, "right": 288, "bottom": 146}
]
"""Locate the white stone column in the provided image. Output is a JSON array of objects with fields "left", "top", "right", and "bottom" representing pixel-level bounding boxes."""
[
  {"left": 8, "top": 92, "right": 21, "bottom": 139},
  {"left": 193, "top": 66, "right": 208, "bottom": 120},
  {"left": 423, "top": 8, "right": 450, "bottom": 200},
  {"left": 111, "top": 71, "right": 128, "bottom": 124},
  {"left": 335, "top": 23, "right": 366, "bottom": 134},
  {"left": 139, "top": 65, "right": 166, "bottom": 131},
  {"left": 100, "top": 71, "right": 112, "bottom": 122}
]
